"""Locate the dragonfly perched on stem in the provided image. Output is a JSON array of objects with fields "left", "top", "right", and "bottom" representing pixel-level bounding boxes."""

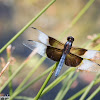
[{"left": 23, "top": 27, "right": 100, "bottom": 77}]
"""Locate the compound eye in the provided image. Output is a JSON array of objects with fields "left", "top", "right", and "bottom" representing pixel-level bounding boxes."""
[{"left": 67, "top": 36, "right": 74, "bottom": 41}]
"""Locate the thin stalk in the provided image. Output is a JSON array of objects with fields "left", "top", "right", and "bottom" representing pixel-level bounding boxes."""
[
  {"left": 8, "top": 65, "right": 13, "bottom": 95},
  {"left": 14, "top": 56, "right": 45, "bottom": 92},
  {"left": 79, "top": 73, "right": 100, "bottom": 100},
  {"left": 9, "top": 64, "right": 55, "bottom": 100},
  {"left": 71, "top": 0, "right": 95, "bottom": 27},
  {"left": 0, "top": 50, "right": 37, "bottom": 93},
  {"left": 34, "top": 62, "right": 59, "bottom": 100},
  {"left": 59, "top": 0, "right": 95, "bottom": 40},
  {"left": 15, "top": 96, "right": 33, "bottom": 100},
  {"left": 67, "top": 79, "right": 100, "bottom": 100},
  {"left": 40, "top": 68, "right": 76, "bottom": 98},
  {"left": 0, "top": 0, "right": 56, "bottom": 54},
  {"left": 7, "top": 46, "right": 13, "bottom": 95},
  {"left": 87, "top": 86, "right": 100, "bottom": 100},
  {"left": 0, "top": 61, "right": 10, "bottom": 77},
  {"left": 0, "top": 62, "right": 26, "bottom": 93},
  {"left": 9, "top": 57, "right": 46, "bottom": 100},
  {"left": 59, "top": 73, "right": 79, "bottom": 100},
  {"left": 55, "top": 71, "right": 75, "bottom": 100}
]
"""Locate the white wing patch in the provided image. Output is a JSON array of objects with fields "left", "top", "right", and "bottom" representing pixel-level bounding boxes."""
[
  {"left": 83, "top": 50, "right": 100, "bottom": 64},
  {"left": 78, "top": 59, "right": 100, "bottom": 72},
  {"left": 34, "top": 28, "right": 50, "bottom": 45},
  {"left": 23, "top": 41, "right": 47, "bottom": 56},
  {"left": 83, "top": 50, "right": 99, "bottom": 59}
]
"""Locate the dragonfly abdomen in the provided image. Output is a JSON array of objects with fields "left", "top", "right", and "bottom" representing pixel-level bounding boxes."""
[{"left": 55, "top": 53, "right": 66, "bottom": 77}]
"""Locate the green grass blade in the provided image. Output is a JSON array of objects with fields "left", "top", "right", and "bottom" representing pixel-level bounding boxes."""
[
  {"left": 8, "top": 64, "right": 54, "bottom": 100},
  {"left": 0, "top": 62, "right": 26, "bottom": 93},
  {"left": 55, "top": 71, "right": 75, "bottom": 100},
  {"left": 79, "top": 73, "right": 100, "bottom": 100},
  {"left": 14, "top": 56, "right": 45, "bottom": 92},
  {"left": 7, "top": 46, "right": 13, "bottom": 96},
  {"left": 0, "top": 0, "right": 56, "bottom": 54},
  {"left": 59, "top": 73, "right": 79, "bottom": 100},
  {"left": 71, "top": 0, "right": 95, "bottom": 26},
  {"left": 59, "top": 0, "right": 95, "bottom": 40},
  {"left": 68, "top": 79, "right": 100, "bottom": 100},
  {"left": 0, "top": 50, "right": 37, "bottom": 93},
  {"left": 15, "top": 96, "right": 33, "bottom": 100},
  {"left": 39, "top": 68, "right": 76, "bottom": 98},
  {"left": 87, "top": 86, "right": 100, "bottom": 100},
  {"left": 34, "top": 62, "right": 58, "bottom": 100}
]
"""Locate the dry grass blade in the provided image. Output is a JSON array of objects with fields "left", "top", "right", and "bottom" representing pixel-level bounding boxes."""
[{"left": 0, "top": 61, "right": 10, "bottom": 77}]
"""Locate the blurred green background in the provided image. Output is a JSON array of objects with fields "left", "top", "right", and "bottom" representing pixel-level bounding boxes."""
[{"left": 0, "top": 0, "right": 100, "bottom": 100}]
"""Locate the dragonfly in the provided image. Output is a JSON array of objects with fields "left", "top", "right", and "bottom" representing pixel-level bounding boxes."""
[{"left": 23, "top": 27, "right": 100, "bottom": 77}]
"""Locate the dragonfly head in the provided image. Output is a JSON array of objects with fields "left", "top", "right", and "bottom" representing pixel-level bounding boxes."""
[{"left": 67, "top": 36, "right": 74, "bottom": 43}]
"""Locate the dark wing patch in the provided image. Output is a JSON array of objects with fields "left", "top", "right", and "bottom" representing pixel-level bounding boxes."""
[
  {"left": 23, "top": 40, "right": 63, "bottom": 61},
  {"left": 49, "top": 37, "right": 64, "bottom": 49},
  {"left": 65, "top": 53, "right": 83, "bottom": 67},
  {"left": 71, "top": 47, "right": 100, "bottom": 65},
  {"left": 46, "top": 46, "right": 63, "bottom": 61},
  {"left": 70, "top": 47, "right": 87, "bottom": 56}
]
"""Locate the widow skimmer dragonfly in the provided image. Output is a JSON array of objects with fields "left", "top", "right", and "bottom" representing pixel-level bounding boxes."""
[{"left": 23, "top": 27, "right": 100, "bottom": 77}]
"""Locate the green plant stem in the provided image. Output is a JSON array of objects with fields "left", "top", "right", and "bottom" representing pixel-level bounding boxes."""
[
  {"left": 0, "top": 62, "right": 27, "bottom": 93},
  {"left": 15, "top": 96, "right": 33, "bottom": 100},
  {"left": 9, "top": 57, "right": 46, "bottom": 100},
  {"left": 67, "top": 79, "right": 100, "bottom": 100},
  {"left": 71, "top": 0, "right": 95, "bottom": 27},
  {"left": 55, "top": 71, "right": 75, "bottom": 100},
  {"left": 0, "top": 0, "right": 56, "bottom": 94},
  {"left": 87, "top": 86, "right": 100, "bottom": 100},
  {"left": 59, "top": 0, "right": 95, "bottom": 40},
  {"left": 59, "top": 73, "right": 79, "bottom": 100},
  {"left": 39, "top": 68, "right": 76, "bottom": 98},
  {"left": 79, "top": 73, "right": 100, "bottom": 100},
  {"left": 0, "top": 0, "right": 56, "bottom": 54},
  {"left": 14, "top": 57, "right": 45, "bottom": 92},
  {"left": 34, "top": 62, "right": 58, "bottom": 100},
  {"left": 7, "top": 50, "right": 13, "bottom": 95},
  {"left": 8, "top": 65, "right": 13, "bottom": 95},
  {"left": 0, "top": 51, "right": 35, "bottom": 93},
  {"left": 8, "top": 63, "right": 54, "bottom": 100}
]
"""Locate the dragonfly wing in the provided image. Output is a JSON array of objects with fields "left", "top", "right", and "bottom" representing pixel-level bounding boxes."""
[
  {"left": 70, "top": 47, "right": 87, "bottom": 56},
  {"left": 71, "top": 47, "right": 100, "bottom": 65},
  {"left": 65, "top": 53, "right": 83, "bottom": 67},
  {"left": 82, "top": 50, "right": 100, "bottom": 65},
  {"left": 77, "top": 59, "right": 100, "bottom": 72},
  {"left": 31, "top": 27, "right": 64, "bottom": 49},
  {"left": 65, "top": 53, "right": 100, "bottom": 72},
  {"left": 23, "top": 40, "right": 47, "bottom": 56},
  {"left": 23, "top": 40, "right": 63, "bottom": 61}
]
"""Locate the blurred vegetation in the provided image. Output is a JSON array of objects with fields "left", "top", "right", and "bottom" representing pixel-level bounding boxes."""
[{"left": 0, "top": 0, "right": 100, "bottom": 100}]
